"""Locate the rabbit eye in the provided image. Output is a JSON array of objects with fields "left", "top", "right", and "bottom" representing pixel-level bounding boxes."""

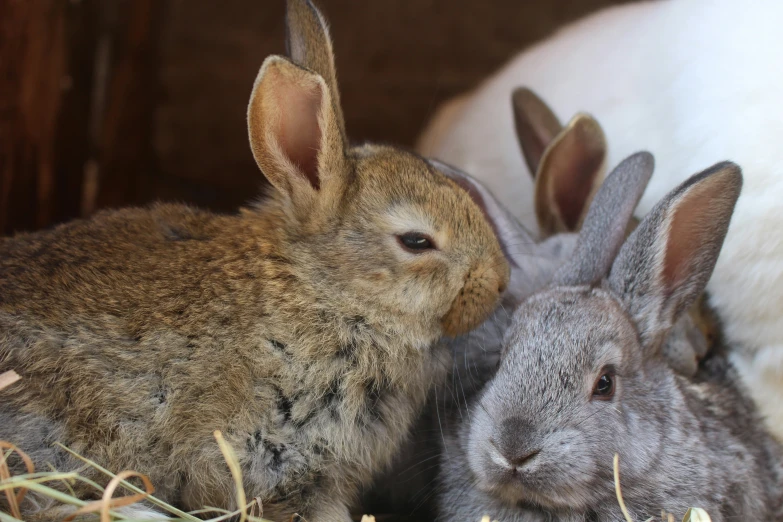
[
  {"left": 592, "top": 373, "right": 615, "bottom": 400},
  {"left": 397, "top": 233, "right": 436, "bottom": 253}
]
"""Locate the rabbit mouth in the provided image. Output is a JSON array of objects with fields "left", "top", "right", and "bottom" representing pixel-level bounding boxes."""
[
  {"left": 481, "top": 454, "right": 594, "bottom": 511},
  {"left": 492, "top": 478, "right": 591, "bottom": 512}
]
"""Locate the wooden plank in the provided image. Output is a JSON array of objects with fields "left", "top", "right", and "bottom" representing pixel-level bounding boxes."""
[
  {"left": 0, "top": 0, "right": 68, "bottom": 235},
  {"left": 50, "top": 0, "right": 99, "bottom": 226},
  {"left": 91, "top": 0, "right": 165, "bottom": 213}
]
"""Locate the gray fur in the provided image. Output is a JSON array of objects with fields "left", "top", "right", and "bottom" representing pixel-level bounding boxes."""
[
  {"left": 553, "top": 151, "right": 652, "bottom": 287},
  {"left": 362, "top": 155, "right": 710, "bottom": 517},
  {"left": 438, "top": 161, "right": 783, "bottom": 521}
]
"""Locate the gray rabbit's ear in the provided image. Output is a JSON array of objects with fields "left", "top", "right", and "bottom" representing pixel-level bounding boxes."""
[
  {"left": 512, "top": 87, "right": 563, "bottom": 175},
  {"left": 534, "top": 114, "right": 607, "bottom": 236},
  {"left": 285, "top": 0, "right": 347, "bottom": 140},
  {"left": 429, "top": 158, "right": 572, "bottom": 304},
  {"left": 428, "top": 160, "right": 537, "bottom": 270},
  {"left": 608, "top": 162, "right": 742, "bottom": 351},
  {"left": 512, "top": 87, "right": 607, "bottom": 237},
  {"left": 552, "top": 152, "right": 654, "bottom": 287}
]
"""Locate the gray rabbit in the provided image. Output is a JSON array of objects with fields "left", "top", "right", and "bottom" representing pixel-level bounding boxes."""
[
  {"left": 438, "top": 153, "right": 783, "bottom": 521},
  {"left": 360, "top": 106, "right": 709, "bottom": 518}
]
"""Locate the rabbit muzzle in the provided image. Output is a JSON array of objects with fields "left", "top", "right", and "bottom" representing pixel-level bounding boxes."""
[
  {"left": 440, "top": 255, "right": 509, "bottom": 337},
  {"left": 472, "top": 416, "right": 600, "bottom": 511}
]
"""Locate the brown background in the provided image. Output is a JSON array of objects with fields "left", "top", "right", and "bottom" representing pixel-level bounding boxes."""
[{"left": 1, "top": 0, "right": 635, "bottom": 237}]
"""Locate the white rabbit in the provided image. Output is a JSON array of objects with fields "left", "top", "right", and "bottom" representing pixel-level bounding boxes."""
[{"left": 417, "top": 0, "right": 783, "bottom": 440}]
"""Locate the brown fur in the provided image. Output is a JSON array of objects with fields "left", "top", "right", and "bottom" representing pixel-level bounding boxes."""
[{"left": 0, "top": 1, "right": 508, "bottom": 520}]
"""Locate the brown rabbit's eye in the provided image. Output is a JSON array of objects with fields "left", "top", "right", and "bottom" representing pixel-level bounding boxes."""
[
  {"left": 592, "top": 373, "right": 615, "bottom": 400},
  {"left": 397, "top": 233, "right": 435, "bottom": 253}
]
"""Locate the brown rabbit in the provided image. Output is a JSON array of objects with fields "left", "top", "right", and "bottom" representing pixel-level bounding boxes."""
[{"left": 0, "top": 1, "right": 509, "bottom": 520}]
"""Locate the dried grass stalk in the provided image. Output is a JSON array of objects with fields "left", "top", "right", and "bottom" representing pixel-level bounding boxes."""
[
  {"left": 62, "top": 470, "right": 154, "bottom": 522},
  {"left": 0, "top": 443, "right": 34, "bottom": 519}
]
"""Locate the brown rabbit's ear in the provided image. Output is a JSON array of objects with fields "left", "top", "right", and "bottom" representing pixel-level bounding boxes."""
[
  {"left": 512, "top": 87, "right": 563, "bottom": 175},
  {"left": 286, "top": 0, "right": 346, "bottom": 140},
  {"left": 247, "top": 56, "right": 346, "bottom": 211},
  {"left": 608, "top": 162, "right": 742, "bottom": 352},
  {"left": 534, "top": 113, "right": 607, "bottom": 237}
]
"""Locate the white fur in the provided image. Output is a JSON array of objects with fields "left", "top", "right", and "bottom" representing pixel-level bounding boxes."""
[
  {"left": 417, "top": 0, "right": 783, "bottom": 439},
  {"left": 113, "top": 504, "right": 171, "bottom": 520}
]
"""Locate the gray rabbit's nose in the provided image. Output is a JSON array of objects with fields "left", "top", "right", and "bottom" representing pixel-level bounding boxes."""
[
  {"left": 492, "top": 417, "right": 542, "bottom": 469},
  {"left": 506, "top": 448, "right": 540, "bottom": 468}
]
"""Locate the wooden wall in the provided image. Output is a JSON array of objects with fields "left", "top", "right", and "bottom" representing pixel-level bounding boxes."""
[{"left": 0, "top": 0, "right": 634, "bottom": 237}]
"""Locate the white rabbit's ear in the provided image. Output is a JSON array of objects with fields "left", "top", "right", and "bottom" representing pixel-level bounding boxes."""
[
  {"left": 534, "top": 113, "right": 607, "bottom": 236},
  {"left": 552, "top": 152, "right": 653, "bottom": 288},
  {"left": 512, "top": 87, "right": 563, "bottom": 175},
  {"left": 608, "top": 162, "right": 742, "bottom": 352}
]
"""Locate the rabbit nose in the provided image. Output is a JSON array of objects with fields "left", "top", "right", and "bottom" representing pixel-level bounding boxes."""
[
  {"left": 506, "top": 448, "right": 540, "bottom": 467},
  {"left": 492, "top": 443, "right": 541, "bottom": 470},
  {"left": 493, "top": 417, "right": 541, "bottom": 469}
]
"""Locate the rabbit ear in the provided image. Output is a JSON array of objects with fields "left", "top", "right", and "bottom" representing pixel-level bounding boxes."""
[
  {"left": 608, "top": 162, "right": 742, "bottom": 351},
  {"left": 512, "top": 87, "right": 563, "bottom": 175},
  {"left": 247, "top": 56, "right": 346, "bottom": 213},
  {"left": 427, "top": 159, "right": 537, "bottom": 269},
  {"left": 428, "top": 158, "right": 570, "bottom": 305},
  {"left": 285, "top": 0, "right": 347, "bottom": 140},
  {"left": 552, "top": 152, "right": 653, "bottom": 287},
  {"left": 534, "top": 113, "right": 607, "bottom": 236}
]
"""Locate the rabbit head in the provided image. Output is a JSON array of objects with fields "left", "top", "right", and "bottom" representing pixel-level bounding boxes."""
[
  {"left": 464, "top": 154, "right": 741, "bottom": 511},
  {"left": 247, "top": 0, "right": 509, "bottom": 340},
  {"left": 513, "top": 87, "right": 713, "bottom": 375}
]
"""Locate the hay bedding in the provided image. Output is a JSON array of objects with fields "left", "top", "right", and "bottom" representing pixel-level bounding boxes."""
[{"left": 0, "top": 371, "right": 711, "bottom": 522}]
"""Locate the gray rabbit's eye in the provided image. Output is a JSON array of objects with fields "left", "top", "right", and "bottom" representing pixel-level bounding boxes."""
[
  {"left": 397, "top": 233, "right": 436, "bottom": 253},
  {"left": 592, "top": 372, "right": 615, "bottom": 400}
]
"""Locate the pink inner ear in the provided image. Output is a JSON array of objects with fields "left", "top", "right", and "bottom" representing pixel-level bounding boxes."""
[
  {"left": 276, "top": 81, "right": 323, "bottom": 190},
  {"left": 550, "top": 135, "right": 603, "bottom": 230},
  {"left": 663, "top": 181, "right": 723, "bottom": 289}
]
